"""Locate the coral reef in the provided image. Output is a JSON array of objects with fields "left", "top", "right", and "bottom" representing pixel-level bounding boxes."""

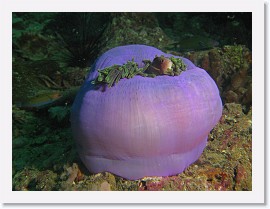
[
  {"left": 12, "top": 103, "right": 251, "bottom": 191},
  {"left": 12, "top": 12, "right": 252, "bottom": 191},
  {"left": 13, "top": 168, "right": 58, "bottom": 191},
  {"left": 180, "top": 45, "right": 252, "bottom": 109},
  {"left": 102, "top": 13, "right": 172, "bottom": 51},
  {"left": 137, "top": 103, "right": 252, "bottom": 191}
]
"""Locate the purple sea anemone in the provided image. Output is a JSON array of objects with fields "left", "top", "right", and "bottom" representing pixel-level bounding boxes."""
[{"left": 71, "top": 44, "right": 222, "bottom": 180}]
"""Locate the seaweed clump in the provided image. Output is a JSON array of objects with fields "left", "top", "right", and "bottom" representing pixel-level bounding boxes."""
[
  {"left": 92, "top": 59, "right": 147, "bottom": 88},
  {"left": 12, "top": 105, "right": 76, "bottom": 173},
  {"left": 92, "top": 56, "right": 187, "bottom": 87}
]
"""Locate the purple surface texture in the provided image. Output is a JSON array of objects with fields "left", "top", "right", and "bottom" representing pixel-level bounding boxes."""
[{"left": 71, "top": 44, "right": 222, "bottom": 180}]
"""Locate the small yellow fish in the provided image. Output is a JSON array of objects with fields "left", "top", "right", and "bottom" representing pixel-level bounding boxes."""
[{"left": 20, "top": 92, "right": 62, "bottom": 109}]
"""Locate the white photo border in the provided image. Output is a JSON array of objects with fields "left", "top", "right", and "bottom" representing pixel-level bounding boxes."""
[{"left": 0, "top": 0, "right": 265, "bottom": 204}]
